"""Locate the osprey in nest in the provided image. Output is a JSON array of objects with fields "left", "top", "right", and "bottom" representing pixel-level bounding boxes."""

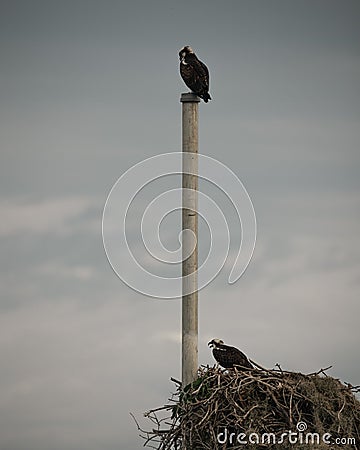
[
  {"left": 179, "top": 46, "right": 211, "bottom": 103},
  {"left": 208, "top": 339, "right": 253, "bottom": 370}
]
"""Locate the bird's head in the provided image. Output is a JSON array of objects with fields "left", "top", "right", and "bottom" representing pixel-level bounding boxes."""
[
  {"left": 208, "top": 338, "right": 224, "bottom": 348},
  {"left": 179, "top": 45, "right": 194, "bottom": 61}
]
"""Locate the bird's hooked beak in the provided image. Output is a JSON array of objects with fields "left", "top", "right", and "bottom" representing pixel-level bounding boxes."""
[{"left": 208, "top": 340, "right": 214, "bottom": 348}]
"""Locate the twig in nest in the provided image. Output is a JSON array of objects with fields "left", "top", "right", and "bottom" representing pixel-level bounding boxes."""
[
  {"left": 170, "top": 377, "right": 181, "bottom": 386},
  {"left": 307, "top": 365, "right": 332, "bottom": 376}
]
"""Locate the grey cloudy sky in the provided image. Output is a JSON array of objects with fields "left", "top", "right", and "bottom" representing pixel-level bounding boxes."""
[{"left": 1, "top": 1, "right": 359, "bottom": 449}]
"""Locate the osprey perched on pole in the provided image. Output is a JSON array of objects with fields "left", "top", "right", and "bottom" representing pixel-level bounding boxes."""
[
  {"left": 208, "top": 339, "right": 253, "bottom": 370},
  {"left": 179, "top": 46, "right": 211, "bottom": 103}
]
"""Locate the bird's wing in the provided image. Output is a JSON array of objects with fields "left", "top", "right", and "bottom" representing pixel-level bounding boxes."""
[
  {"left": 191, "top": 59, "right": 209, "bottom": 87},
  {"left": 230, "top": 346, "right": 253, "bottom": 368},
  {"left": 199, "top": 60, "right": 210, "bottom": 85}
]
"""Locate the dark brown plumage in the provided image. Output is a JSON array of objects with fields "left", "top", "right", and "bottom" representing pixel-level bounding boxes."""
[
  {"left": 208, "top": 339, "right": 253, "bottom": 369},
  {"left": 179, "top": 46, "right": 211, "bottom": 103}
]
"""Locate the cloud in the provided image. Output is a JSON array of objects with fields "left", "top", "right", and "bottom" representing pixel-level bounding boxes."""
[
  {"left": 0, "top": 196, "right": 99, "bottom": 237},
  {"left": 0, "top": 295, "right": 181, "bottom": 449},
  {"left": 35, "top": 262, "right": 95, "bottom": 281}
]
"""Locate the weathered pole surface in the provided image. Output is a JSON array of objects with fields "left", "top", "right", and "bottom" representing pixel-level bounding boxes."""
[{"left": 181, "top": 92, "right": 200, "bottom": 388}]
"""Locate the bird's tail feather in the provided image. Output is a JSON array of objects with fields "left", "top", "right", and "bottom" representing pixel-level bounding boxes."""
[{"left": 202, "top": 92, "right": 211, "bottom": 103}]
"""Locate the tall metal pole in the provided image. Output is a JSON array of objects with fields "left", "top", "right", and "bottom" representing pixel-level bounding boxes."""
[{"left": 181, "top": 93, "right": 200, "bottom": 387}]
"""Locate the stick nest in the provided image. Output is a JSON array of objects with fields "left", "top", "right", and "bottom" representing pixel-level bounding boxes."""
[{"left": 133, "top": 365, "right": 360, "bottom": 449}]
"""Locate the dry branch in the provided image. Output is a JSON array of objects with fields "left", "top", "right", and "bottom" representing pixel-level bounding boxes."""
[{"left": 133, "top": 365, "right": 360, "bottom": 449}]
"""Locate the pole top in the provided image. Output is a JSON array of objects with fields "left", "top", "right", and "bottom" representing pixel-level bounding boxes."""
[{"left": 180, "top": 93, "right": 201, "bottom": 103}]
